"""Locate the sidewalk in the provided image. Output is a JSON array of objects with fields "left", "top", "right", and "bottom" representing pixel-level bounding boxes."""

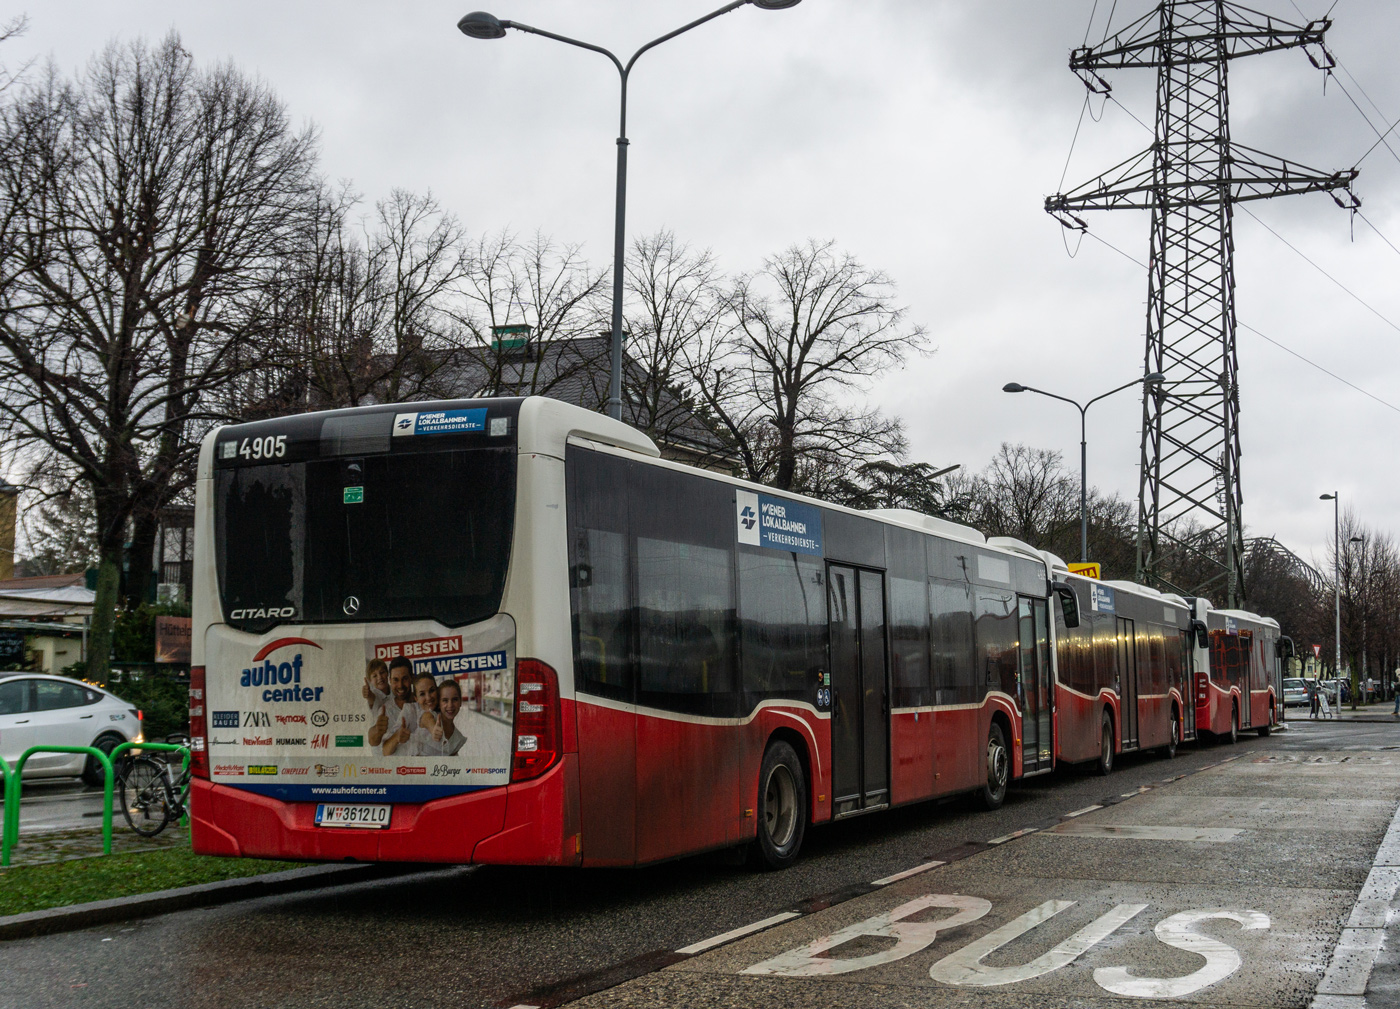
[{"left": 1289, "top": 704, "right": 1400, "bottom": 724}]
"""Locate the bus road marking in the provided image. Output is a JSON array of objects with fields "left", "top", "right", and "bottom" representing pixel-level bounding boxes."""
[
  {"left": 987, "top": 828, "right": 1039, "bottom": 845},
  {"left": 872, "top": 860, "right": 946, "bottom": 885},
  {"left": 676, "top": 912, "right": 801, "bottom": 955},
  {"left": 743, "top": 896, "right": 1269, "bottom": 997},
  {"left": 1063, "top": 804, "right": 1103, "bottom": 818},
  {"left": 742, "top": 895, "right": 991, "bottom": 976},
  {"left": 1047, "top": 824, "right": 1242, "bottom": 842},
  {"left": 930, "top": 899, "right": 1147, "bottom": 987},
  {"left": 1094, "top": 909, "right": 1270, "bottom": 998}
]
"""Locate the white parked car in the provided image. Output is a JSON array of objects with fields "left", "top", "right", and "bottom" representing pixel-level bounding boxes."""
[{"left": 0, "top": 673, "right": 144, "bottom": 785}]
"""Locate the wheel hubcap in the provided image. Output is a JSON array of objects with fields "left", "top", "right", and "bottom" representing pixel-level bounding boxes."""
[
  {"left": 764, "top": 765, "right": 797, "bottom": 849},
  {"left": 988, "top": 739, "right": 1008, "bottom": 790}
]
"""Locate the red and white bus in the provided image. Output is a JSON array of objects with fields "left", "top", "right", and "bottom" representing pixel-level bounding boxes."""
[
  {"left": 1046, "top": 568, "right": 1196, "bottom": 772},
  {"left": 187, "top": 396, "right": 1282, "bottom": 868},
  {"left": 1190, "top": 601, "right": 1282, "bottom": 742}
]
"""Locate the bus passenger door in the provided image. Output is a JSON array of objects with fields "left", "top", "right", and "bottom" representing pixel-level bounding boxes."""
[
  {"left": 1018, "top": 597, "right": 1053, "bottom": 773},
  {"left": 1179, "top": 630, "right": 1197, "bottom": 739},
  {"left": 1116, "top": 617, "right": 1139, "bottom": 749},
  {"left": 828, "top": 565, "right": 890, "bottom": 815}
]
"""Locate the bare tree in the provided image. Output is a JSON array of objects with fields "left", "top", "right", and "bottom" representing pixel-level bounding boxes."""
[
  {"left": 0, "top": 34, "right": 318, "bottom": 679},
  {"left": 0, "top": 15, "right": 31, "bottom": 96},
  {"left": 456, "top": 230, "right": 607, "bottom": 400},
  {"left": 692, "top": 239, "right": 926, "bottom": 491}
]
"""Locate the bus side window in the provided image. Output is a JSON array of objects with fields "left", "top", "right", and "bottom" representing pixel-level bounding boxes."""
[
  {"left": 929, "top": 578, "right": 975, "bottom": 705},
  {"left": 566, "top": 447, "right": 634, "bottom": 703},
  {"left": 738, "top": 550, "right": 826, "bottom": 709}
]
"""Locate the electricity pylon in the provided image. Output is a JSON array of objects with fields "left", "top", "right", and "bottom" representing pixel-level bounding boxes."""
[{"left": 1046, "top": 2, "right": 1358, "bottom": 606}]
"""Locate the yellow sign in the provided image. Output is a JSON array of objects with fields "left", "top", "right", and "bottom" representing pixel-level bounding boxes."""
[{"left": 1068, "top": 562, "right": 1102, "bottom": 579}]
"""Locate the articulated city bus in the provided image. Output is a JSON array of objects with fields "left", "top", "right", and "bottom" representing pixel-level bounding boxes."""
[
  {"left": 1046, "top": 568, "right": 1196, "bottom": 772},
  {"left": 187, "top": 396, "right": 1283, "bottom": 868},
  {"left": 1190, "top": 601, "right": 1282, "bottom": 742}
]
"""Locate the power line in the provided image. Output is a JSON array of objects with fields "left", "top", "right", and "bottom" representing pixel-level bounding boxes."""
[
  {"left": 1356, "top": 211, "right": 1400, "bottom": 260},
  {"left": 1239, "top": 204, "right": 1400, "bottom": 337},
  {"left": 1079, "top": 228, "right": 1400, "bottom": 418}
]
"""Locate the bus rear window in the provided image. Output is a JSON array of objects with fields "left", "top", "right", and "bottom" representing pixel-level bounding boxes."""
[{"left": 215, "top": 448, "right": 516, "bottom": 632}]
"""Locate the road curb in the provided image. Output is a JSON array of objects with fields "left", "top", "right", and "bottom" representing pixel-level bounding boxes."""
[{"left": 0, "top": 862, "right": 420, "bottom": 941}]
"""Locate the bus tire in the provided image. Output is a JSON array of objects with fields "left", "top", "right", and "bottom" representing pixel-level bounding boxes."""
[
  {"left": 1259, "top": 699, "right": 1274, "bottom": 737},
  {"left": 1165, "top": 710, "right": 1179, "bottom": 759},
  {"left": 1228, "top": 705, "right": 1239, "bottom": 745},
  {"left": 753, "top": 741, "right": 806, "bottom": 870},
  {"left": 1096, "top": 713, "right": 1114, "bottom": 776},
  {"left": 977, "top": 724, "right": 1010, "bottom": 810}
]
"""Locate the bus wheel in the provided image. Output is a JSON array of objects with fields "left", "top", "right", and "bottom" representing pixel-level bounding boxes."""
[
  {"left": 754, "top": 741, "right": 806, "bottom": 870},
  {"left": 1096, "top": 714, "right": 1114, "bottom": 776},
  {"left": 1258, "top": 704, "right": 1273, "bottom": 737},
  {"left": 977, "top": 724, "right": 1010, "bottom": 810},
  {"left": 1228, "top": 706, "right": 1239, "bottom": 745},
  {"left": 1165, "top": 711, "right": 1179, "bottom": 759}
]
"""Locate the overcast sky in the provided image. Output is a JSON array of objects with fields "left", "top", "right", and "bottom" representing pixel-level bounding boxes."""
[{"left": 13, "top": 0, "right": 1400, "bottom": 569}]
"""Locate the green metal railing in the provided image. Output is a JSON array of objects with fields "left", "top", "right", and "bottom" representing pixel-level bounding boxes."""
[
  {"left": 2, "top": 745, "right": 114, "bottom": 867},
  {"left": 1, "top": 741, "right": 191, "bottom": 867}
]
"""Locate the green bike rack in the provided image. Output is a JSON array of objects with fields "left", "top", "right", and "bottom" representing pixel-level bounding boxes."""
[
  {"left": 2, "top": 745, "right": 115, "bottom": 867},
  {"left": 111, "top": 742, "right": 193, "bottom": 827}
]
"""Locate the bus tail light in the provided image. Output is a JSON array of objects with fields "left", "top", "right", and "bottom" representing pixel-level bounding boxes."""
[
  {"left": 189, "top": 665, "right": 209, "bottom": 779},
  {"left": 512, "top": 659, "right": 560, "bottom": 782}
]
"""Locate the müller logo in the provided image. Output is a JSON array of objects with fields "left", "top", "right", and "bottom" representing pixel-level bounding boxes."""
[{"left": 242, "top": 637, "right": 324, "bottom": 703}]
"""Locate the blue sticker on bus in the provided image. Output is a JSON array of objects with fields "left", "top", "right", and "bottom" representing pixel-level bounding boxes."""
[
  {"left": 1225, "top": 616, "right": 1238, "bottom": 634},
  {"left": 392, "top": 408, "right": 487, "bottom": 437},
  {"left": 735, "top": 490, "right": 823, "bottom": 556},
  {"left": 1090, "top": 584, "right": 1116, "bottom": 614}
]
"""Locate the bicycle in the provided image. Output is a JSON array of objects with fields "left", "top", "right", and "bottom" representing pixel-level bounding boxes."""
[{"left": 119, "top": 734, "right": 192, "bottom": 838}]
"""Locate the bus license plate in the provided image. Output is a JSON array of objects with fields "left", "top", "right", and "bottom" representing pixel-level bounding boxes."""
[{"left": 315, "top": 804, "right": 391, "bottom": 829}]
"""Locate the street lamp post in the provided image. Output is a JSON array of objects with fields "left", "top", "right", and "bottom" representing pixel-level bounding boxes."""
[
  {"left": 1321, "top": 493, "right": 1342, "bottom": 706},
  {"left": 1351, "top": 533, "right": 1366, "bottom": 708},
  {"left": 458, "top": 1, "right": 802, "bottom": 422},
  {"left": 1003, "top": 373, "right": 1165, "bottom": 564}
]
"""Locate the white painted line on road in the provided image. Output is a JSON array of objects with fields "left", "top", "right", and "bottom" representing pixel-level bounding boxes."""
[
  {"left": 872, "top": 860, "right": 946, "bottom": 885},
  {"left": 1120, "top": 786, "right": 1150, "bottom": 797},
  {"left": 676, "top": 912, "right": 801, "bottom": 955},
  {"left": 1062, "top": 805, "right": 1103, "bottom": 819},
  {"left": 987, "top": 828, "right": 1039, "bottom": 845},
  {"left": 1047, "top": 824, "right": 1242, "bottom": 842},
  {"left": 1311, "top": 799, "right": 1400, "bottom": 1006}
]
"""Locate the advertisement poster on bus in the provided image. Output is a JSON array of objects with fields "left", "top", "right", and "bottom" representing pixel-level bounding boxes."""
[{"left": 204, "top": 614, "right": 516, "bottom": 801}]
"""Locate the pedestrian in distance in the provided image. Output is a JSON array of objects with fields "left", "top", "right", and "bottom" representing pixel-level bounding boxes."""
[{"left": 1310, "top": 681, "right": 1321, "bottom": 720}]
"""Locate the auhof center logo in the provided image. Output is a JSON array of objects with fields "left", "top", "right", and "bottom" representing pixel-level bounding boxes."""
[{"left": 240, "top": 637, "right": 325, "bottom": 703}]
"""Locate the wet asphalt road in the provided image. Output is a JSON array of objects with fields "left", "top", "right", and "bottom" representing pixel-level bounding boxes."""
[{"left": 3, "top": 718, "right": 1395, "bottom": 1009}]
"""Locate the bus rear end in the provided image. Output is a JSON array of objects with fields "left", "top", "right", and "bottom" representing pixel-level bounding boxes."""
[{"left": 189, "top": 400, "right": 578, "bottom": 865}]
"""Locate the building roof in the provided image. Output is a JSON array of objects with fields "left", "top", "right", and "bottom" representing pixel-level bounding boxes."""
[
  {"left": 0, "top": 573, "right": 86, "bottom": 593},
  {"left": 0, "top": 575, "right": 94, "bottom": 618}
]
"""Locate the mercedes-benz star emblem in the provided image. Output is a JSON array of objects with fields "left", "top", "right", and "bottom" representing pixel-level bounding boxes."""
[{"left": 342, "top": 596, "right": 360, "bottom": 615}]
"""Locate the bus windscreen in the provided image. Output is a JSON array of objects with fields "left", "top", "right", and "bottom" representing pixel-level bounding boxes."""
[{"left": 214, "top": 448, "right": 516, "bottom": 633}]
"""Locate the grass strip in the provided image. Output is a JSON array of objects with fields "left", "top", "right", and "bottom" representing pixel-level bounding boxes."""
[{"left": 0, "top": 847, "right": 300, "bottom": 917}]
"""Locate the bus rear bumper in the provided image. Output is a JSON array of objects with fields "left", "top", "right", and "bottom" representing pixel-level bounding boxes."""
[{"left": 189, "top": 755, "right": 581, "bottom": 866}]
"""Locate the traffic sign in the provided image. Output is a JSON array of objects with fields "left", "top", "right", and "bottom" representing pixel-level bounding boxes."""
[{"left": 1313, "top": 644, "right": 1322, "bottom": 659}]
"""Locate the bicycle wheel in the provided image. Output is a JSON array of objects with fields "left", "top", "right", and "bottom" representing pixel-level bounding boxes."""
[{"left": 120, "top": 757, "right": 173, "bottom": 837}]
